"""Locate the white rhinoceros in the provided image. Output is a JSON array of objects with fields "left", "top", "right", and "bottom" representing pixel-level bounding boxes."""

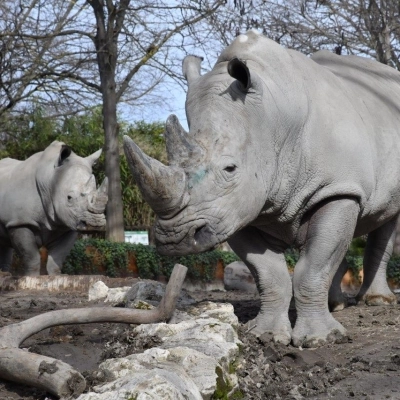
[
  {"left": 0, "top": 141, "right": 108, "bottom": 276},
  {"left": 123, "top": 30, "right": 400, "bottom": 347}
]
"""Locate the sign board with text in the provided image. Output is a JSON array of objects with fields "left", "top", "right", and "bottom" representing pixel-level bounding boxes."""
[{"left": 124, "top": 231, "right": 149, "bottom": 245}]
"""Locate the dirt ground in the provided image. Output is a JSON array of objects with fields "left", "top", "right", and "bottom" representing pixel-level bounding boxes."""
[{"left": 0, "top": 284, "right": 400, "bottom": 400}]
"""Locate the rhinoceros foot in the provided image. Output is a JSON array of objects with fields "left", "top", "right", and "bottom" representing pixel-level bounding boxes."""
[
  {"left": 329, "top": 292, "right": 357, "bottom": 312},
  {"left": 244, "top": 313, "right": 292, "bottom": 346},
  {"left": 329, "top": 300, "right": 347, "bottom": 312},
  {"left": 291, "top": 312, "right": 348, "bottom": 348},
  {"left": 328, "top": 284, "right": 348, "bottom": 312},
  {"left": 357, "top": 292, "right": 397, "bottom": 306}
]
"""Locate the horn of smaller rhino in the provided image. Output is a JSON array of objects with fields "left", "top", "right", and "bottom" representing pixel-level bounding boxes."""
[
  {"left": 182, "top": 55, "right": 203, "bottom": 85},
  {"left": 165, "top": 115, "right": 202, "bottom": 167},
  {"left": 123, "top": 136, "right": 188, "bottom": 218},
  {"left": 88, "top": 177, "right": 108, "bottom": 214}
]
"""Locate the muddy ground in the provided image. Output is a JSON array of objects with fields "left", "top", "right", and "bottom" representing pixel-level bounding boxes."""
[{"left": 0, "top": 284, "right": 400, "bottom": 400}]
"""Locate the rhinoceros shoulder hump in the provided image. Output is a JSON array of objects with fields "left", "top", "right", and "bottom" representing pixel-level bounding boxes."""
[{"left": 311, "top": 50, "right": 400, "bottom": 84}]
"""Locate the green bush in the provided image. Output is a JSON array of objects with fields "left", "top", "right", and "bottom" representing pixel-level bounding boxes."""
[
  {"left": 62, "top": 239, "right": 241, "bottom": 282},
  {"left": 61, "top": 239, "right": 400, "bottom": 284}
]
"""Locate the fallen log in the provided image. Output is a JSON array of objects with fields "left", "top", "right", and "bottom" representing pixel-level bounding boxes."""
[{"left": 0, "top": 263, "right": 187, "bottom": 399}]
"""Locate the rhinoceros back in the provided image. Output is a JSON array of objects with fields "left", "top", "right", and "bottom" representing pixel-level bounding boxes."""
[
  {"left": 0, "top": 158, "right": 22, "bottom": 179},
  {"left": 0, "top": 153, "right": 44, "bottom": 230}
]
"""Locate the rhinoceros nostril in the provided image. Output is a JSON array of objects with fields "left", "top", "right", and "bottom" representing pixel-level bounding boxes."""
[
  {"left": 193, "top": 224, "right": 214, "bottom": 247},
  {"left": 194, "top": 225, "right": 205, "bottom": 242}
]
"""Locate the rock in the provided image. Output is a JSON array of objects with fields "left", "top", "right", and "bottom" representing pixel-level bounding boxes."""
[
  {"left": 125, "top": 281, "right": 195, "bottom": 308},
  {"left": 187, "top": 301, "right": 239, "bottom": 329},
  {"left": 77, "top": 302, "right": 241, "bottom": 400},
  {"left": 88, "top": 281, "right": 109, "bottom": 301},
  {"left": 78, "top": 369, "right": 201, "bottom": 400},
  {"left": 166, "top": 347, "right": 219, "bottom": 399},
  {"left": 224, "top": 261, "right": 257, "bottom": 293},
  {"left": 104, "top": 287, "right": 131, "bottom": 303}
]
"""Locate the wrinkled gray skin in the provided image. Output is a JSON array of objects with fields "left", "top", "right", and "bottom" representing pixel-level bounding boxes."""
[
  {"left": 124, "top": 30, "right": 400, "bottom": 347},
  {"left": 0, "top": 141, "right": 108, "bottom": 276}
]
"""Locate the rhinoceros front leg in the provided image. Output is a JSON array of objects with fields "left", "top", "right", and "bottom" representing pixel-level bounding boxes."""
[
  {"left": 356, "top": 217, "right": 398, "bottom": 306},
  {"left": 9, "top": 227, "right": 41, "bottom": 276},
  {"left": 292, "top": 198, "right": 359, "bottom": 348},
  {"left": 0, "top": 247, "right": 13, "bottom": 272},
  {"left": 228, "top": 227, "right": 292, "bottom": 345},
  {"left": 46, "top": 231, "right": 78, "bottom": 275}
]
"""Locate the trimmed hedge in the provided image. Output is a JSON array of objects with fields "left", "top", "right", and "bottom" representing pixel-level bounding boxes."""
[
  {"left": 59, "top": 239, "right": 400, "bottom": 284},
  {"left": 62, "top": 239, "right": 240, "bottom": 282}
]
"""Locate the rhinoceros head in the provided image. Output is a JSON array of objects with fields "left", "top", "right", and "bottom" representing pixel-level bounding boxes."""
[
  {"left": 123, "top": 32, "right": 296, "bottom": 255},
  {"left": 36, "top": 141, "right": 108, "bottom": 232}
]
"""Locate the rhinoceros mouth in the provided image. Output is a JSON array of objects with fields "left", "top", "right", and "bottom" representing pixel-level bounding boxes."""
[
  {"left": 155, "top": 220, "right": 220, "bottom": 255},
  {"left": 76, "top": 211, "right": 106, "bottom": 232}
]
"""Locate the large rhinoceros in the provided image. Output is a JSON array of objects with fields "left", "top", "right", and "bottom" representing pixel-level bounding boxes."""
[
  {"left": 0, "top": 141, "right": 108, "bottom": 276},
  {"left": 124, "top": 30, "right": 400, "bottom": 347}
]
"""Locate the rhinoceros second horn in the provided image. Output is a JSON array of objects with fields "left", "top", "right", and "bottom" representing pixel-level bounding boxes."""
[
  {"left": 88, "top": 177, "right": 108, "bottom": 214},
  {"left": 164, "top": 115, "right": 203, "bottom": 167}
]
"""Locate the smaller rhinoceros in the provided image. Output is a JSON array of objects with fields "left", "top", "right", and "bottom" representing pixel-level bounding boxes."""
[{"left": 0, "top": 141, "right": 108, "bottom": 275}]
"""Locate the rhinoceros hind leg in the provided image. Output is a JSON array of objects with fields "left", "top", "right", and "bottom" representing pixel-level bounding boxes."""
[
  {"left": 356, "top": 217, "right": 398, "bottom": 306},
  {"left": 292, "top": 198, "right": 359, "bottom": 347},
  {"left": 9, "top": 227, "right": 41, "bottom": 276},
  {"left": 0, "top": 247, "right": 13, "bottom": 272},
  {"left": 328, "top": 258, "right": 349, "bottom": 312},
  {"left": 228, "top": 227, "right": 292, "bottom": 345},
  {"left": 46, "top": 231, "right": 78, "bottom": 275}
]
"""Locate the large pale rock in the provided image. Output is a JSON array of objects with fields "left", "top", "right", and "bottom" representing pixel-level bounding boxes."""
[
  {"left": 135, "top": 318, "right": 239, "bottom": 362},
  {"left": 77, "top": 302, "right": 241, "bottom": 400},
  {"left": 78, "top": 369, "right": 200, "bottom": 400},
  {"left": 224, "top": 261, "right": 257, "bottom": 293},
  {"left": 186, "top": 301, "right": 239, "bottom": 329},
  {"left": 166, "top": 347, "right": 219, "bottom": 398},
  {"left": 88, "top": 281, "right": 109, "bottom": 301}
]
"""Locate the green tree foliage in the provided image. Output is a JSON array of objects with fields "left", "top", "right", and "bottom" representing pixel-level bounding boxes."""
[
  {"left": 0, "top": 107, "right": 166, "bottom": 229},
  {"left": 121, "top": 121, "right": 166, "bottom": 228}
]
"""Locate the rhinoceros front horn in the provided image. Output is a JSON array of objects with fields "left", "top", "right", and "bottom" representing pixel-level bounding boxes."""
[{"left": 123, "top": 136, "right": 188, "bottom": 218}]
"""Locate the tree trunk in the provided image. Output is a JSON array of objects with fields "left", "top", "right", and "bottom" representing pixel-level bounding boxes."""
[
  {"left": 103, "top": 80, "right": 125, "bottom": 242},
  {"left": 89, "top": 0, "right": 127, "bottom": 242}
]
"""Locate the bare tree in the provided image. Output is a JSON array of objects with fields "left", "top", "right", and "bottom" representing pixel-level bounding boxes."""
[
  {"left": 0, "top": 0, "right": 227, "bottom": 241},
  {"left": 211, "top": 0, "right": 400, "bottom": 68}
]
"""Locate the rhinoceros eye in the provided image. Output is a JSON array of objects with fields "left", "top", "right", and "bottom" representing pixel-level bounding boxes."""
[{"left": 223, "top": 165, "right": 237, "bottom": 173}]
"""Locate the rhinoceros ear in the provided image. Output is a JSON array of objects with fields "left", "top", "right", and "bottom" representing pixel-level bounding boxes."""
[
  {"left": 57, "top": 145, "right": 71, "bottom": 167},
  {"left": 86, "top": 149, "right": 102, "bottom": 167},
  {"left": 227, "top": 57, "right": 251, "bottom": 91},
  {"left": 182, "top": 55, "right": 203, "bottom": 86}
]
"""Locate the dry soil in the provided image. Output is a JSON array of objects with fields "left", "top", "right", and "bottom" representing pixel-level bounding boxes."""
[{"left": 0, "top": 286, "right": 400, "bottom": 400}]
